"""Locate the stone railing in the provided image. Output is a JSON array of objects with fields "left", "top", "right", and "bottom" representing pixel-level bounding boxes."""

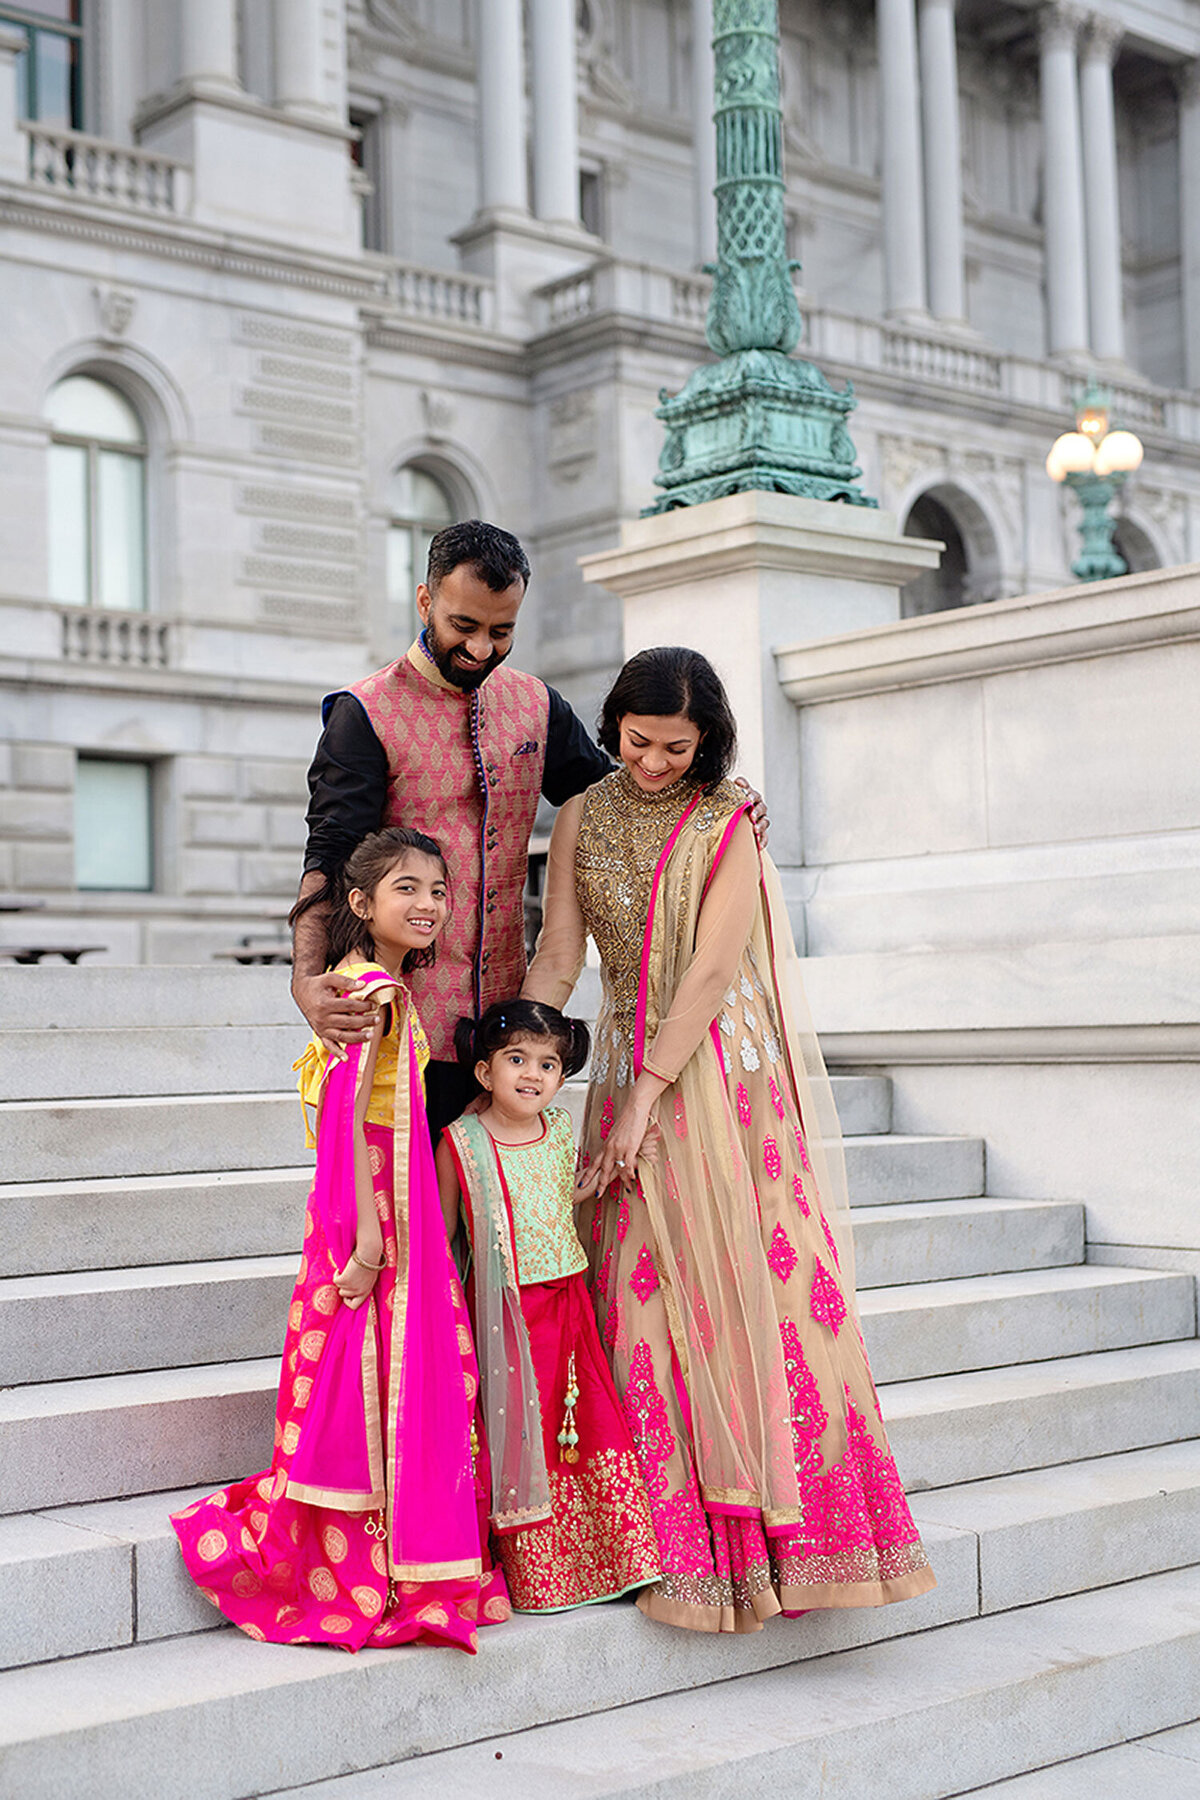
[
  {"left": 670, "top": 272, "right": 711, "bottom": 329},
  {"left": 387, "top": 261, "right": 494, "bottom": 330},
  {"left": 538, "top": 268, "right": 597, "bottom": 328},
  {"left": 61, "top": 607, "right": 171, "bottom": 669},
  {"left": 882, "top": 326, "right": 1003, "bottom": 393},
  {"left": 25, "top": 125, "right": 188, "bottom": 215}
]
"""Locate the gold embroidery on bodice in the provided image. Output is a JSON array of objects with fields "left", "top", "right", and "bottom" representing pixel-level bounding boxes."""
[{"left": 495, "top": 1107, "right": 586, "bottom": 1285}]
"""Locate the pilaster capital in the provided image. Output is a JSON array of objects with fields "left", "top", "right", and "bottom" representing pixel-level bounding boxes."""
[
  {"left": 1037, "top": 3, "right": 1085, "bottom": 55},
  {"left": 1081, "top": 14, "right": 1122, "bottom": 66}
]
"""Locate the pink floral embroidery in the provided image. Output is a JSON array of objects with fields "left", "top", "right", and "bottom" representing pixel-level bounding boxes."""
[
  {"left": 590, "top": 1201, "right": 603, "bottom": 1244},
  {"left": 779, "top": 1319, "right": 828, "bottom": 1478},
  {"left": 789, "top": 1387, "right": 921, "bottom": 1563},
  {"left": 673, "top": 1094, "right": 688, "bottom": 1138},
  {"left": 616, "top": 1194, "right": 630, "bottom": 1243},
  {"left": 767, "top": 1223, "right": 798, "bottom": 1284},
  {"left": 630, "top": 1244, "right": 659, "bottom": 1304},
  {"left": 622, "top": 1339, "right": 676, "bottom": 1500},
  {"left": 763, "top": 1135, "right": 782, "bottom": 1182},
  {"left": 820, "top": 1213, "right": 841, "bottom": 1269},
  {"left": 596, "top": 1247, "right": 612, "bottom": 1299},
  {"left": 736, "top": 1083, "right": 752, "bottom": 1129},
  {"left": 599, "top": 1097, "right": 615, "bottom": 1141},
  {"left": 647, "top": 1471, "right": 713, "bottom": 1578},
  {"left": 794, "top": 1127, "right": 812, "bottom": 1173},
  {"left": 768, "top": 1077, "right": 786, "bottom": 1120},
  {"left": 793, "top": 1173, "right": 811, "bottom": 1217},
  {"left": 810, "top": 1258, "right": 846, "bottom": 1336},
  {"left": 691, "top": 1292, "right": 716, "bottom": 1353}
]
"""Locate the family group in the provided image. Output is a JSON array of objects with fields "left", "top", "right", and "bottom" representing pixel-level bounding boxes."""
[{"left": 171, "top": 520, "right": 935, "bottom": 1650}]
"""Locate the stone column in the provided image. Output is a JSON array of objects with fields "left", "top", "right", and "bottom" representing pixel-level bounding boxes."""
[
  {"left": 1178, "top": 61, "right": 1200, "bottom": 389},
  {"left": 692, "top": 0, "right": 718, "bottom": 267},
  {"left": 1038, "top": 5, "right": 1090, "bottom": 356},
  {"left": 274, "top": 0, "right": 328, "bottom": 117},
  {"left": 179, "top": 0, "right": 240, "bottom": 93},
  {"left": 1079, "top": 18, "right": 1124, "bottom": 361},
  {"left": 917, "top": 0, "right": 966, "bottom": 323},
  {"left": 0, "top": 22, "right": 26, "bottom": 180},
  {"left": 529, "top": 0, "right": 579, "bottom": 224},
  {"left": 476, "top": 0, "right": 527, "bottom": 214},
  {"left": 877, "top": 0, "right": 928, "bottom": 318}
]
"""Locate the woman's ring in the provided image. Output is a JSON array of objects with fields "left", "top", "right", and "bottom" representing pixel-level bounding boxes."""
[{"left": 616, "top": 1159, "right": 626, "bottom": 1169}]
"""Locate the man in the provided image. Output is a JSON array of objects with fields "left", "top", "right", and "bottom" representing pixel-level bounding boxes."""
[{"left": 292, "top": 519, "right": 611, "bottom": 1137}]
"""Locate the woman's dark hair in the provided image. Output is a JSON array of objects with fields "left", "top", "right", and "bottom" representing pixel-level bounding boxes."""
[
  {"left": 321, "top": 827, "right": 448, "bottom": 972},
  {"left": 454, "top": 999, "right": 590, "bottom": 1081},
  {"left": 597, "top": 645, "right": 736, "bottom": 790}
]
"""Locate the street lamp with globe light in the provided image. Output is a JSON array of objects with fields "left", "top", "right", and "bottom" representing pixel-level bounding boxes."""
[{"left": 1045, "top": 379, "right": 1144, "bottom": 581}]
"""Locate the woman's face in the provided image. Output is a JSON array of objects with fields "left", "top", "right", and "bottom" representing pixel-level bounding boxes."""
[{"left": 618, "top": 712, "right": 702, "bottom": 794}]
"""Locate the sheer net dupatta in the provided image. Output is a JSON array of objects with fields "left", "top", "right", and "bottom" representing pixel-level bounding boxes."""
[
  {"left": 444, "top": 1116, "right": 553, "bottom": 1534},
  {"left": 635, "top": 799, "right": 857, "bottom": 1530}
]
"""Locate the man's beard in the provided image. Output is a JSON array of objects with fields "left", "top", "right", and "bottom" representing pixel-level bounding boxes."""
[{"left": 423, "top": 618, "right": 507, "bottom": 691}]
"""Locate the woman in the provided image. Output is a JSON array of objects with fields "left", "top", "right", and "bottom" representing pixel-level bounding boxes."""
[{"left": 523, "top": 647, "right": 935, "bottom": 1633}]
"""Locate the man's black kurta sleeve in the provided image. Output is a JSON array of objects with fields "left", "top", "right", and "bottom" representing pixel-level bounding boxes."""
[
  {"left": 302, "top": 692, "right": 389, "bottom": 876},
  {"left": 541, "top": 685, "right": 611, "bottom": 806}
]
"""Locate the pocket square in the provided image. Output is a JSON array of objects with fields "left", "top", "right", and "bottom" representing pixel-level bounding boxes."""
[{"left": 514, "top": 740, "right": 540, "bottom": 755}]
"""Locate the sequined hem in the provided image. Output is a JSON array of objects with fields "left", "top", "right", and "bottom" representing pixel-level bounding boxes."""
[{"left": 636, "top": 1544, "right": 935, "bottom": 1635}]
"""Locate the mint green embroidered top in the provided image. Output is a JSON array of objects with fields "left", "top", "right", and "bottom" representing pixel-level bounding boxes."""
[{"left": 493, "top": 1106, "right": 588, "bottom": 1286}]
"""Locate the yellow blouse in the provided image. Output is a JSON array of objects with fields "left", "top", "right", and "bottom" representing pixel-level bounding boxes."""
[
  {"left": 294, "top": 963, "right": 430, "bottom": 1148},
  {"left": 493, "top": 1106, "right": 587, "bottom": 1286}
]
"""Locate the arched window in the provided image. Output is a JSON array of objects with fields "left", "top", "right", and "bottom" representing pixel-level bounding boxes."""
[
  {"left": 385, "top": 464, "right": 456, "bottom": 653},
  {"left": 47, "top": 375, "right": 147, "bottom": 611}
]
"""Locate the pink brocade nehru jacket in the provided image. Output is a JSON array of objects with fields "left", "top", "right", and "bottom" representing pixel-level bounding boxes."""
[{"left": 348, "top": 642, "right": 548, "bottom": 1060}]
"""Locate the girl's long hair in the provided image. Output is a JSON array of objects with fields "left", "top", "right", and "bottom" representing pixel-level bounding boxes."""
[
  {"left": 454, "top": 999, "right": 590, "bottom": 1079},
  {"left": 323, "top": 826, "right": 448, "bottom": 973}
]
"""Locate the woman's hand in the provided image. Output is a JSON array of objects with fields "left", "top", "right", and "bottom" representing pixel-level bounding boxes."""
[
  {"left": 577, "top": 1073, "right": 666, "bottom": 1199},
  {"left": 334, "top": 1240, "right": 384, "bottom": 1310}
]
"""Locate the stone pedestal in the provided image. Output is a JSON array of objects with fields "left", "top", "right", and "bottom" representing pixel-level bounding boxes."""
[{"left": 579, "top": 491, "right": 941, "bottom": 871}]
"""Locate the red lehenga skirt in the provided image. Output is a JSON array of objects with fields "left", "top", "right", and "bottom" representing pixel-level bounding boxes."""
[
  {"left": 172, "top": 1122, "right": 510, "bottom": 1653},
  {"left": 491, "top": 1271, "right": 661, "bottom": 1612}
]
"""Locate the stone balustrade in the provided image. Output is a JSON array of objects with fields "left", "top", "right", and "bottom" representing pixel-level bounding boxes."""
[
  {"left": 25, "top": 126, "right": 187, "bottom": 215},
  {"left": 881, "top": 326, "right": 1003, "bottom": 394},
  {"left": 60, "top": 607, "right": 171, "bottom": 670},
  {"left": 387, "top": 261, "right": 493, "bottom": 330}
]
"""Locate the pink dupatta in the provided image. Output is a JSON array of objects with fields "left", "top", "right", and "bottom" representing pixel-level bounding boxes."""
[{"left": 288, "top": 971, "right": 481, "bottom": 1581}]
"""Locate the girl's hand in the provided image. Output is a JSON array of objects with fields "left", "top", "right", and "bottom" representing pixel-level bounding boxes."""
[{"left": 334, "top": 1243, "right": 384, "bottom": 1310}]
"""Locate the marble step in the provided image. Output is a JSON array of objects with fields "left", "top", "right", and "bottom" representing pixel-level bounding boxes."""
[
  {"left": 3, "top": 1564, "right": 1198, "bottom": 1800},
  {"left": 953, "top": 1721, "right": 1200, "bottom": 1798},
  {"left": 910, "top": 1440, "right": 1200, "bottom": 1614},
  {"left": 0, "top": 964, "right": 294, "bottom": 1031},
  {"left": 4, "top": 1254, "right": 1184, "bottom": 1394},
  {"left": 885, "top": 1339, "right": 1200, "bottom": 1492},
  {"left": 858, "top": 1265, "right": 1196, "bottom": 1384},
  {"left": 9, "top": 1434, "right": 1200, "bottom": 1679},
  {"left": 1, "top": 1025, "right": 303, "bottom": 1100},
  {"left": 0, "top": 1169, "right": 310, "bottom": 1279},
  {"left": 0, "top": 1093, "right": 965, "bottom": 1197},
  {"left": 0, "top": 1257, "right": 298, "bottom": 1385},
  {"left": 852, "top": 1197, "right": 1084, "bottom": 1289},
  {"left": 7, "top": 1336, "right": 1200, "bottom": 1524}
]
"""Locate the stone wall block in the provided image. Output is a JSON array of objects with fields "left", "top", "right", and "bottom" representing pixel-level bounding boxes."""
[
  {"left": 0, "top": 743, "right": 12, "bottom": 787},
  {"left": 0, "top": 792, "right": 74, "bottom": 841},
  {"left": 185, "top": 806, "right": 268, "bottom": 850},
  {"left": 240, "top": 759, "right": 309, "bottom": 803},
  {"left": 241, "top": 853, "right": 300, "bottom": 897},
  {"left": 267, "top": 808, "right": 307, "bottom": 852},
  {"left": 0, "top": 843, "right": 15, "bottom": 888},
  {"left": 14, "top": 745, "right": 75, "bottom": 791},
  {"left": 14, "top": 844, "right": 75, "bottom": 890},
  {"left": 179, "top": 850, "right": 242, "bottom": 896},
  {"left": 175, "top": 758, "right": 239, "bottom": 801}
]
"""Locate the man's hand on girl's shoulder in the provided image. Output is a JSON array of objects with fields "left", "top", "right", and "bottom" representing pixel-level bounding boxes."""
[
  {"left": 293, "top": 969, "right": 375, "bottom": 1048},
  {"left": 734, "top": 777, "right": 770, "bottom": 848}
]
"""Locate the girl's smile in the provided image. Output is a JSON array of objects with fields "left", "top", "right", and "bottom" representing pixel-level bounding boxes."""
[
  {"left": 349, "top": 850, "right": 448, "bottom": 969},
  {"left": 477, "top": 1035, "right": 565, "bottom": 1133}
]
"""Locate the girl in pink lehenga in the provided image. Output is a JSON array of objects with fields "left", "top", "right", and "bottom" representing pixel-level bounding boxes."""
[
  {"left": 523, "top": 648, "right": 936, "bottom": 1634},
  {"left": 172, "top": 827, "right": 510, "bottom": 1653}
]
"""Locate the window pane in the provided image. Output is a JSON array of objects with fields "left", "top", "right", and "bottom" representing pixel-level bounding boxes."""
[
  {"left": 387, "top": 464, "right": 455, "bottom": 525},
  {"left": 97, "top": 450, "right": 146, "bottom": 610},
  {"left": 47, "top": 376, "right": 144, "bottom": 445},
  {"left": 48, "top": 441, "right": 88, "bottom": 605},
  {"left": 75, "top": 759, "right": 153, "bottom": 891},
  {"left": 386, "top": 522, "right": 413, "bottom": 610},
  {"left": 31, "top": 28, "right": 77, "bottom": 128}
]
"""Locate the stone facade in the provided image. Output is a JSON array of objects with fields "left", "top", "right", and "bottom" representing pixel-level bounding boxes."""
[{"left": 2, "top": 0, "right": 1200, "bottom": 953}]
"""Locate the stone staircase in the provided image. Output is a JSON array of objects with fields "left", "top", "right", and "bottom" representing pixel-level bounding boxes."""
[{"left": 1, "top": 965, "right": 1198, "bottom": 1799}]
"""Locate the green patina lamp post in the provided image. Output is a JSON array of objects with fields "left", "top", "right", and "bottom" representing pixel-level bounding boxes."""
[
  {"left": 1045, "top": 379, "right": 1144, "bottom": 581},
  {"left": 645, "top": 0, "right": 873, "bottom": 514}
]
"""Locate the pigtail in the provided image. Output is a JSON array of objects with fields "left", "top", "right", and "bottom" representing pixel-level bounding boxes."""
[
  {"left": 454, "top": 1014, "right": 481, "bottom": 1072},
  {"left": 563, "top": 1017, "right": 591, "bottom": 1078}
]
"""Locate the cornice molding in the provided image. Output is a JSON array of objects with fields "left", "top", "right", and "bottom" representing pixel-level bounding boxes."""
[{"left": 817, "top": 1023, "right": 1200, "bottom": 1064}]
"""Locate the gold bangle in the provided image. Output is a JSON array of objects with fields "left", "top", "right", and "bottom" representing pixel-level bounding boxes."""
[{"left": 350, "top": 1247, "right": 387, "bottom": 1272}]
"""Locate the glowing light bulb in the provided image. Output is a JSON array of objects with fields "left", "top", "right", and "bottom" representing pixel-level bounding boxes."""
[
  {"left": 1046, "top": 432, "right": 1096, "bottom": 480},
  {"left": 1094, "top": 430, "right": 1144, "bottom": 476}
]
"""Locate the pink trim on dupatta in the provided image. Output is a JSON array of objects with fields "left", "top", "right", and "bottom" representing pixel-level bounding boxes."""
[{"left": 632, "top": 792, "right": 703, "bottom": 1077}]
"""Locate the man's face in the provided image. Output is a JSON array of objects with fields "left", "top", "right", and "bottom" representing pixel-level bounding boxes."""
[{"left": 416, "top": 563, "right": 526, "bottom": 690}]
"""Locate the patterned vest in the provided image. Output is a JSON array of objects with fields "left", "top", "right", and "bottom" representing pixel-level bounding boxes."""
[{"left": 347, "top": 644, "right": 549, "bottom": 1060}]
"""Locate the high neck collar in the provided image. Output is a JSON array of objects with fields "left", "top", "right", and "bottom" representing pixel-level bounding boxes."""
[{"left": 614, "top": 765, "right": 699, "bottom": 810}]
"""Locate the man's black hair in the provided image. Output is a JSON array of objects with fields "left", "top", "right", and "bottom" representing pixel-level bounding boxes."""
[{"left": 426, "top": 520, "right": 531, "bottom": 595}]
